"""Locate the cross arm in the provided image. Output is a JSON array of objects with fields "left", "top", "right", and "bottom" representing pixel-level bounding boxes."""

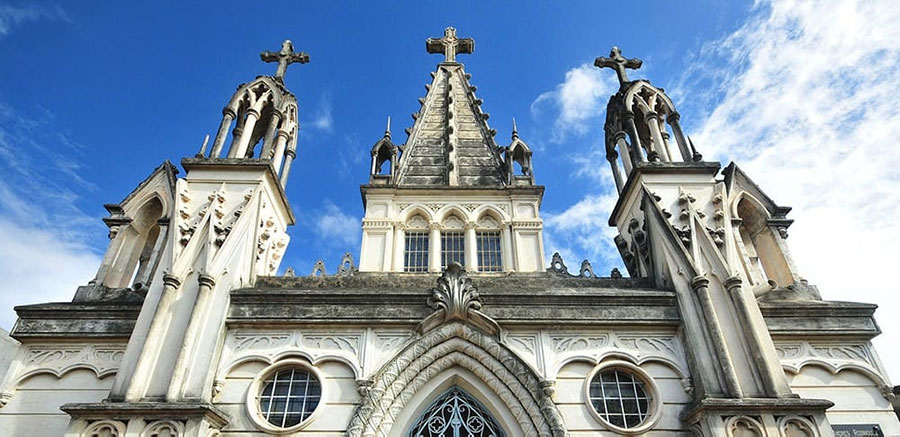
[
  {"left": 456, "top": 38, "right": 475, "bottom": 55},
  {"left": 425, "top": 38, "right": 445, "bottom": 54},
  {"left": 287, "top": 52, "right": 310, "bottom": 64},
  {"left": 260, "top": 51, "right": 280, "bottom": 63}
]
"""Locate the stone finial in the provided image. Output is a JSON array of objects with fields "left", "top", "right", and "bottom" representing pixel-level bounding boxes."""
[
  {"left": 511, "top": 118, "right": 519, "bottom": 140},
  {"left": 310, "top": 259, "right": 326, "bottom": 277},
  {"left": 594, "top": 46, "right": 642, "bottom": 85},
  {"left": 384, "top": 116, "right": 392, "bottom": 139},
  {"left": 260, "top": 40, "right": 310, "bottom": 82},
  {"left": 426, "top": 27, "right": 474, "bottom": 63}
]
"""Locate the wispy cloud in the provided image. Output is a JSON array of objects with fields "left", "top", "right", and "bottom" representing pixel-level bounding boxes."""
[
  {"left": 0, "top": 102, "right": 101, "bottom": 330},
  {"left": 530, "top": 64, "right": 617, "bottom": 143},
  {"left": 681, "top": 0, "right": 900, "bottom": 380},
  {"left": 543, "top": 193, "right": 621, "bottom": 271},
  {"left": 0, "top": 3, "right": 69, "bottom": 37},
  {"left": 303, "top": 91, "right": 333, "bottom": 132},
  {"left": 312, "top": 200, "right": 360, "bottom": 248}
]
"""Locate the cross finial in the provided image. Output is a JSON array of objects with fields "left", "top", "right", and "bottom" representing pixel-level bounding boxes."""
[
  {"left": 426, "top": 27, "right": 474, "bottom": 63},
  {"left": 594, "top": 46, "right": 642, "bottom": 85},
  {"left": 260, "top": 40, "right": 310, "bottom": 82}
]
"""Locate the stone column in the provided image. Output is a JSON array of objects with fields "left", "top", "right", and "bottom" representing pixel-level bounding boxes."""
[
  {"left": 645, "top": 112, "right": 668, "bottom": 161},
  {"left": 724, "top": 276, "right": 791, "bottom": 397},
  {"left": 125, "top": 273, "right": 182, "bottom": 401},
  {"left": 92, "top": 224, "right": 130, "bottom": 286},
  {"left": 230, "top": 109, "right": 260, "bottom": 159},
  {"left": 501, "top": 222, "right": 514, "bottom": 272},
  {"left": 607, "top": 149, "right": 624, "bottom": 193},
  {"left": 691, "top": 275, "right": 742, "bottom": 397},
  {"left": 279, "top": 147, "right": 296, "bottom": 188},
  {"left": 429, "top": 223, "right": 441, "bottom": 272},
  {"left": 393, "top": 223, "right": 406, "bottom": 272},
  {"left": 624, "top": 115, "right": 646, "bottom": 163},
  {"left": 166, "top": 274, "right": 216, "bottom": 401},
  {"left": 615, "top": 131, "right": 633, "bottom": 174},
  {"left": 210, "top": 108, "right": 236, "bottom": 159},
  {"left": 667, "top": 112, "right": 692, "bottom": 162},
  {"left": 271, "top": 130, "right": 290, "bottom": 173},
  {"left": 465, "top": 221, "right": 478, "bottom": 271},
  {"left": 259, "top": 110, "right": 283, "bottom": 160}
]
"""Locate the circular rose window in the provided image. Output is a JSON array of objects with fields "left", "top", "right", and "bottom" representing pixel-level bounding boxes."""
[
  {"left": 585, "top": 361, "right": 661, "bottom": 434},
  {"left": 249, "top": 361, "right": 322, "bottom": 433}
]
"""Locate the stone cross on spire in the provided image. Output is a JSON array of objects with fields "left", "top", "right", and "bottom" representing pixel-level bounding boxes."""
[
  {"left": 260, "top": 40, "right": 310, "bottom": 82},
  {"left": 594, "top": 46, "right": 643, "bottom": 85},
  {"left": 426, "top": 27, "right": 474, "bottom": 63}
]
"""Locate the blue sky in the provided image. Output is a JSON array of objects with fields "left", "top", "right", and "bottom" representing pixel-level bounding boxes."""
[{"left": 2, "top": 1, "right": 899, "bottom": 379}]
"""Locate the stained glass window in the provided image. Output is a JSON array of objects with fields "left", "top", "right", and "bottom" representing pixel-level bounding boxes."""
[
  {"left": 257, "top": 367, "right": 321, "bottom": 428},
  {"left": 408, "top": 387, "right": 505, "bottom": 437},
  {"left": 588, "top": 369, "right": 652, "bottom": 429}
]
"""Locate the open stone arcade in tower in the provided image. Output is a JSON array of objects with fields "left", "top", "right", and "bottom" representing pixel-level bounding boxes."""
[{"left": 0, "top": 27, "right": 897, "bottom": 437}]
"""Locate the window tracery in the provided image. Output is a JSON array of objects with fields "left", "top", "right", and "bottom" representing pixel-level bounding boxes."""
[{"left": 408, "top": 387, "right": 505, "bottom": 437}]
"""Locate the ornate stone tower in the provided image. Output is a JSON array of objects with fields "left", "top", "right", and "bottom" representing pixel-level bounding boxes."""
[
  {"left": 360, "top": 27, "right": 545, "bottom": 274},
  {"left": 597, "top": 46, "right": 836, "bottom": 435},
  {"left": 59, "top": 40, "right": 308, "bottom": 436}
]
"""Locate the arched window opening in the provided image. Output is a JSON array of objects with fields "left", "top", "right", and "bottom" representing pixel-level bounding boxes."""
[
  {"left": 404, "top": 214, "right": 430, "bottom": 272},
  {"left": 509, "top": 144, "right": 531, "bottom": 176},
  {"left": 736, "top": 197, "right": 793, "bottom": 287},
  {"left": 475, "top": 215, "right": 502, "bottom": 272},
  {"left": 125, "top": 197, "right": 164, "bottom": 291},
  {"left": 408, "top": 387, "right": 505, "bottom": 437},
  {"left": 441, "top": 215, "right": 465, "bottom": 269}
]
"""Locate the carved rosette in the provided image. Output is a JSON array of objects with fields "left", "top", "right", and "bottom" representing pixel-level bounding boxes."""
[{"left": 420, "top": 263, "right": 500, "bottom": 336}]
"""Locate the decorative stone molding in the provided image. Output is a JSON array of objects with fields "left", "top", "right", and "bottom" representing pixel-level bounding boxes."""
[
  {"left": 346, "top": 322, "right": 567, "bottom": 437},
  {"left": 220, "top": 328, "right": 414, "bottom": 382},
  {"left": 776, "top": 340, "right": 888, "bottom": 392},
  {"left": 83, "top": 419, "right": 127, "bottom": 437},
  {"left": 724, "top": 415, "right": 765, "bottom": 437},
  {"left": 777, "top": 415, "right": 818, "bottom": 437},
  {"left": 4, "top": 344, "right": 126, "bottom": 395},
  {"left": 419, "top": 263, "right": 500, "bottom": 336},
  {"left": 142, "top": 419, "right": 185, "bottom": 437},
  {"left": 504, "top": 330, "right": 689, "bottom": 384}
]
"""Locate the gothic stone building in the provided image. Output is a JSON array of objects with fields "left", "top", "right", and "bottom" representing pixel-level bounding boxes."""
[{"left": 1, "top": 28, "right": 898, "bottom": 437}]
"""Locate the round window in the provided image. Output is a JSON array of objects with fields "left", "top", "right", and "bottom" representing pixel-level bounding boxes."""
[
  {"left": 254, "top": 365, "right": 321, "bottom": 430},
  {"left": 585, "top": 361, "right": 661, "bottom": 434}
]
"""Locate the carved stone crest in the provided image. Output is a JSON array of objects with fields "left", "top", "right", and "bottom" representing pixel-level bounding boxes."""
[{"left": 419, "top": 263, "right": 500, "bottom": 336}]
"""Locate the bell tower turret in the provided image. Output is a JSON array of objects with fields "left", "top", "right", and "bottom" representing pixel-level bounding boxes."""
[
  {"left": 597, "top": 46, "right": 833, "bottom": 435},
  {"left": 61, "top": 40, "right": 310, "bottom": 437}
]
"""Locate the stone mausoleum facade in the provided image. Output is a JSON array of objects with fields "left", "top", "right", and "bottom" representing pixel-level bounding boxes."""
[{"left": 0, "top": 28, "right": 898, "bottom": 437}]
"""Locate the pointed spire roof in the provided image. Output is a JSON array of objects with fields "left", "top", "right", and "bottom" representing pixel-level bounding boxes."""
[{"left": 394, "top": 27, "right": 506, "bottom": 187}]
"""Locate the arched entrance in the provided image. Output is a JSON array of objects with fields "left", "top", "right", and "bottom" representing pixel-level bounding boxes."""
[{"left": 408, "top": 386, "right": 505, "bottom": 437}]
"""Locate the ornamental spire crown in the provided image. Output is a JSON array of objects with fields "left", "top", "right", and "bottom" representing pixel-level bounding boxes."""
[{"left": 193, "top": 40, "right": 310, "bottom": 189}]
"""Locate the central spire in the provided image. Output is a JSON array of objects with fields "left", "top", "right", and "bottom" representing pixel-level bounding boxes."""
[{"left": 426, "top": 27, "right": 475, "bottom": 63}]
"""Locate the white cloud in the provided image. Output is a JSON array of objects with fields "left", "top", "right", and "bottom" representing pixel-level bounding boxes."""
[
  {"left": 0, "top": 218, "right": 99, "bottom": 329},
  {"left": 531, "top": 64, "right": 617, "bottom": 142},
  {"left": 304, "top": 92, "right": 333, "bottom": 132},
  {"left": 543, "top": 193, "right": 621, "bottom": 271},
  {"left": 0, "top": 4, "right": 69, "bottom": 37},
  {"left": 0, "top": 102, "right": 101, "bottom": 330},
  {"left": 684, "top": 0, "right": 900, "bottom": 381},
  {"left": 313, "top": 200, "right": 360, "bottom": 247}
]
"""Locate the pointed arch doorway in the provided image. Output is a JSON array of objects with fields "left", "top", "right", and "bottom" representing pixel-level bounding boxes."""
[{"left": 408, "top": 386, "right": 506, "bottom": 437}]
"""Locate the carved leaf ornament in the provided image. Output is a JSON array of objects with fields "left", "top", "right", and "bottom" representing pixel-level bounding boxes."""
[{"left": 420, "top": 262, "right": 500, "bottom": 336}]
